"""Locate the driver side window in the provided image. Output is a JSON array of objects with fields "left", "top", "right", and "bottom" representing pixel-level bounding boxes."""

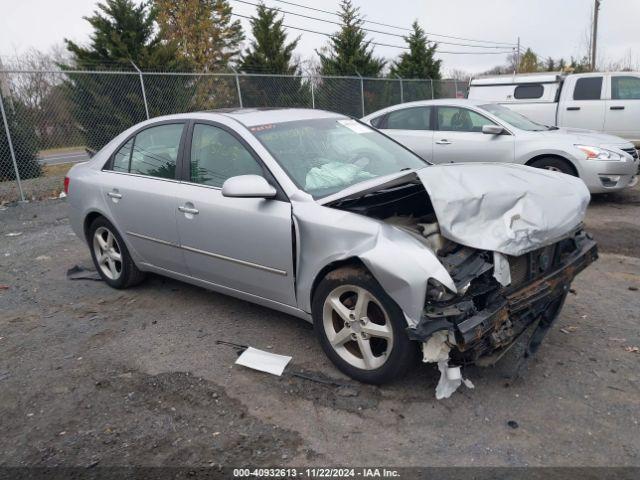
[
  {"left": 190, "top": 124, "right": 263, "bottom": 187},
  {"left": 437, "top": 106, "right": 496, "bottom": 132}
]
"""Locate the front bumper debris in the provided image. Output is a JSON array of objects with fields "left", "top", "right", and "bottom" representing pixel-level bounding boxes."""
[{"left": 408, "top": 232, "right": 598, "bottom": 365}]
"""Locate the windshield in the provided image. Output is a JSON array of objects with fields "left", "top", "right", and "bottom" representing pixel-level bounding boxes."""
[
  {"left": 250, "top": 118, "right": 427, "bottom": 198},
  {"left": 480, "top": 103, "right": 551, "bottom": 131}
]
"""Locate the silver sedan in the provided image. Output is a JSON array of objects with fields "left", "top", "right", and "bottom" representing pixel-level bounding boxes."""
[
  {"left": 66, "top": 108, "right": 597, "bottom": 386},
  {"left": 361, "top": 99, "right": 639, "bottom": 193}
]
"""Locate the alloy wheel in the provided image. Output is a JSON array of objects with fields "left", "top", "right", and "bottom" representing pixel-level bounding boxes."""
[
  {"left": 93, "top": 226, "right": 123, "bottom": 280},
  {"left": 322, "top": 284, "right": 394, "bottom": 370}
]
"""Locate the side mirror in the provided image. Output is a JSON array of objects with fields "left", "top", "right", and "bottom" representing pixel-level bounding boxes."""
[
  {"left": 482, "top": 124, "right": 505, "bottom": 135},
  {"left": 221, "top": 175, "right": 277, "bottom": 199}
]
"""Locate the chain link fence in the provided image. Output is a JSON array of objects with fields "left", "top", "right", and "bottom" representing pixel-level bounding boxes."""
[{"left": 0, "top": 69, "right": 467, "bottom": 203}]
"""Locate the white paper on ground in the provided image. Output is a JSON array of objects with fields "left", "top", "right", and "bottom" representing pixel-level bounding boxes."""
[{"left": 235, "top": 347, "right": 292, "bottom": 376}]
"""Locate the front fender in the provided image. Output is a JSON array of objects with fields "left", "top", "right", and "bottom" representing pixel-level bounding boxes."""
[{"left": 292, "top": 199, "right": 455, "bottom": 327}]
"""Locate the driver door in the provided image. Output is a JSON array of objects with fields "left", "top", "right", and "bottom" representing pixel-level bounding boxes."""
[{"left": 174, "top": 122, "right": 297, "bottom": 306}]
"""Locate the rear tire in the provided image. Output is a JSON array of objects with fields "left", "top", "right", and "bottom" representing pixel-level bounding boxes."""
[
  {"left": 529, "top": 156, "right": 577, "bottom": 176},
  {"left": 88, "top": 217, "right": 146, "bottom": 289},
  {"left": 312, "top": 266, "right": 419, "bottom": 384}
]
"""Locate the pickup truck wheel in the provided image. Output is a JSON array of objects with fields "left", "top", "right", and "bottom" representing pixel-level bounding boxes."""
[
  {"left": 312, "top": 266, "right": 420, "bottom": 384},
  {"left": 529, "top": 157, "right": 577, "bottom": 176}
]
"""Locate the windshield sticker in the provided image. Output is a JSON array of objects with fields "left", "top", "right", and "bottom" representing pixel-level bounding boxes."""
[
  {"left": 338, "top": 119, "right": 371, "bottom": 134},
  {"left": 250, "top": 123, "right": 276, "bottom": 133}
]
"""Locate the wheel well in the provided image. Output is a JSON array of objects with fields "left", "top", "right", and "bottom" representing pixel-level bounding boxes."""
[
  {"left": 525, "top": 154, "right": 578, "bottom": 176},
  {"left": 83, "top": 212, "right": 104, "bottom": 243},
  {"left": 310, "top": 257, "right": 368, "bottom": 305}
]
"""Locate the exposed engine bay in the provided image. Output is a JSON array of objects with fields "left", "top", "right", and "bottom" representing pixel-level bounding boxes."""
[{"left": 329, "top": 179, "right": 599, "bottom": 372}]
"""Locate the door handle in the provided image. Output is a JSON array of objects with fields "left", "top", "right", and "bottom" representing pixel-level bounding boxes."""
[
  {"left": 178, "top": 205, "right": 199, "bottom": 215},
  {"left": 107, "top": 191, "right": 122, "bottom": 199},
  {"left": 435, "top": 139, "right": 452, "bottom": 145},
  {"left": 566, "top": 106, "right": 581, "bottom": 111},
  {"left": 610, "top": 106, "right": 625, "bottom": 110}
]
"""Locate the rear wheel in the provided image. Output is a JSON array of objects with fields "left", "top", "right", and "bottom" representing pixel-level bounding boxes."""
[
  {"left": 529, "top": 156, "right": 577, "bottom": 176},
  {"left": 88, "top": 217, "right": 145, "bottom": 289},
  {"left": 312, "top": 266, "right": 419, "bottom": 384}
]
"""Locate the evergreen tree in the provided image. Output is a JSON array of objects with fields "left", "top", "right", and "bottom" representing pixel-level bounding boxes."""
[
  {"left": 63, "top": 0, "right": 188, "bottom": 150},
  {"left": 544, "top": 57, "right": 556, "bottom": 72},
  {"left": 0, "top": 96, "right": 41, "bottom": 181},
  {"left": 240, "top": 3, "right": 299, "bottom": 74},
  {"left": 518, "top": 48, "right": 539, "bottom": 73},
  {"left": 239, "top": 3, "right": 309, "bottom": 107},
  {"left": 155, "top": 0, "right": 244, "bottom": 72},
  {"left": 317, "top": 0, "right": 384, "bottom": 77},
  {"left": 391, "top": 21, "right": 441, "bottom": 80}
]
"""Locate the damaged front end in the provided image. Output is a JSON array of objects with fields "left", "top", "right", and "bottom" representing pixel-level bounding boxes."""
[
  {"left": 324, "top": 163, "right": 597, "bottom": 375},
  {"left": 408, "top": 227, "right": 598, "bottom": 367}
]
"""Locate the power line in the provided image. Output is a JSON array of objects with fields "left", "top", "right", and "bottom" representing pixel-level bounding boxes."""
[
  {"left": 232, "top": 0, "right": 510, "bottom": 49},
  {"left": 232, "top": 12, "right": 513, "bottom": 54},
  {"left": 269, "top": 0, "right": 517, "bottom": 46}
]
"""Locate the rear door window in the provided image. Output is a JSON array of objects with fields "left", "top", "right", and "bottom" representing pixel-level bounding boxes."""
[
  {"left": 385, "top": 107, "right": 432, "bottom": 130},
  {"left": 109, "top": 123, "right": 184, "bottom": 179},
  {"left": 573, "top": 77, "right": 603, "bottom": 100}
]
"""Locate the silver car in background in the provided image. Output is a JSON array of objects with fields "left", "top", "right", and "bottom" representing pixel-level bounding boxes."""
[
  {"left": 361, "top": 99, "right": 639, "bottom": 193},
  {"left": 66, "top": 108, "right": 597, "bottom": 386}
]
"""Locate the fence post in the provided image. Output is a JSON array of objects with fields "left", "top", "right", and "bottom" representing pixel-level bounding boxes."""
[
  {"left": 232, "top": 68, "right": 243, "bottom": 108},
  {"left": 310, "top": 76, "right": 315, "bottom": 109},
  {"left": 0, "top": 91, "right": 26, "bottom": 202},
  {"left": 356, "top": 72, "right": 365, "bottom": 117},
  {"left": 430, "top": 79, "right": 435, "bottom": 99},
  {"left": 396, "top": 74, "right": 404, "bottom": 103},
  {"left": 130, "top": 61, "right": 149, "bottom": 120}
]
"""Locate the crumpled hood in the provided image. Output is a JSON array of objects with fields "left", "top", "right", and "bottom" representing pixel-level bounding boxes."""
[
  {"left": 541, "top": 127, "right": 634, "bottom": 149},
  {"left": 416, "top": 163, "right": 590, "bottom": 256}
]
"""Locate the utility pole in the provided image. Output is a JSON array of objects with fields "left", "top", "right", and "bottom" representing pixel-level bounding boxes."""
[
  {"left": 591, "top": 0, "right": 601, "bottom": 71},
  {"left": 515, "top": 37, "right": 520, "bottom": 74}
]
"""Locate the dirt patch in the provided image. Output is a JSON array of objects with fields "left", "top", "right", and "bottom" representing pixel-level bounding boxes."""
[{"left": 3, "top": 369, "right": 303, "bottom": 467}]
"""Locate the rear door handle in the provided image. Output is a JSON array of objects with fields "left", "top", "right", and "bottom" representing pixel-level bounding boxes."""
[
  {"left": 435, "top": 139, "right": 452, "bottom": 145},
  {"left": 107, "top": 191, "right": 122, "bottom": 199},
  {"left": 566, "top": 106, "right": 581, "bottom": 111},
  {"left": 178, "top": 205, "right": 199, "bottom": 215},
  {"left": 610, "top": 106, "right": 625, "bottom": 110}
]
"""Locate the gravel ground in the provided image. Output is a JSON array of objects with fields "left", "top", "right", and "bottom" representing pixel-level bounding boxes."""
[{"left": 0, "top": 186, "right": 639, "bottom": 469}]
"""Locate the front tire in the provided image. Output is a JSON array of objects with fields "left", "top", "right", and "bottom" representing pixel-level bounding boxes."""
[
  {"left": 312, "top": 266, "right": 419, "bottom": 384},
  {"left": 529, "top": 156, "right": 577, "bottom": 176},
  {"left": 88, "top": 217, "right": 145, "bottom": 289}
]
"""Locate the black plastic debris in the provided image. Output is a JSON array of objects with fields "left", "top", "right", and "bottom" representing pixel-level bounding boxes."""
[
  {"left": 67, "top": 265, "right": 102, "bottom": 281},
  {"left": 507, "top": 420, "right": 519, "bottom": 429}
]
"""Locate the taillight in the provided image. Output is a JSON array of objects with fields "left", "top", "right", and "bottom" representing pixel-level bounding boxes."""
[{"left": 63, "top": 176, "right": 70, "bottom": 195}]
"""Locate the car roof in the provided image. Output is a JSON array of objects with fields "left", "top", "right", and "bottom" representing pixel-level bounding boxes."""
[
  {"left": 361, "top": 98, "right": 493, "bottom": 119},
  {"left": 143, "top": 108, "right": 347, "bottom": 128}
]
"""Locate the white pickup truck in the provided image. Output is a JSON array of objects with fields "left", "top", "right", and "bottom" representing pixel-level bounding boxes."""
[{"left": 468, "top": 72, "right": 640, "bottom": 145}]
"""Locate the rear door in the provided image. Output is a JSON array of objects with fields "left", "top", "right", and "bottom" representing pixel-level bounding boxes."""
[
  {"left": 559, "top": 75, "right": 606, "bottom": 131},
  {"left": 174, "top": 122, "right": 297, "bottom": 306},
  {"left": 376, "top": 106, "right": 434, "bottom": 161},
  {"left": 432, "top": 106, "right": 514, "bottom": 164},
  {"left": 101, "top": 122, "right": 187, "bottom": 274},
  {"left": 605, "top": 74, "right": 640, "bottom": 141}
]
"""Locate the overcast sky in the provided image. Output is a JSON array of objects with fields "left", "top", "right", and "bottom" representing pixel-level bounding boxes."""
[{"left": 1, "top": 0, "right": 639, "bottom": 74}]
